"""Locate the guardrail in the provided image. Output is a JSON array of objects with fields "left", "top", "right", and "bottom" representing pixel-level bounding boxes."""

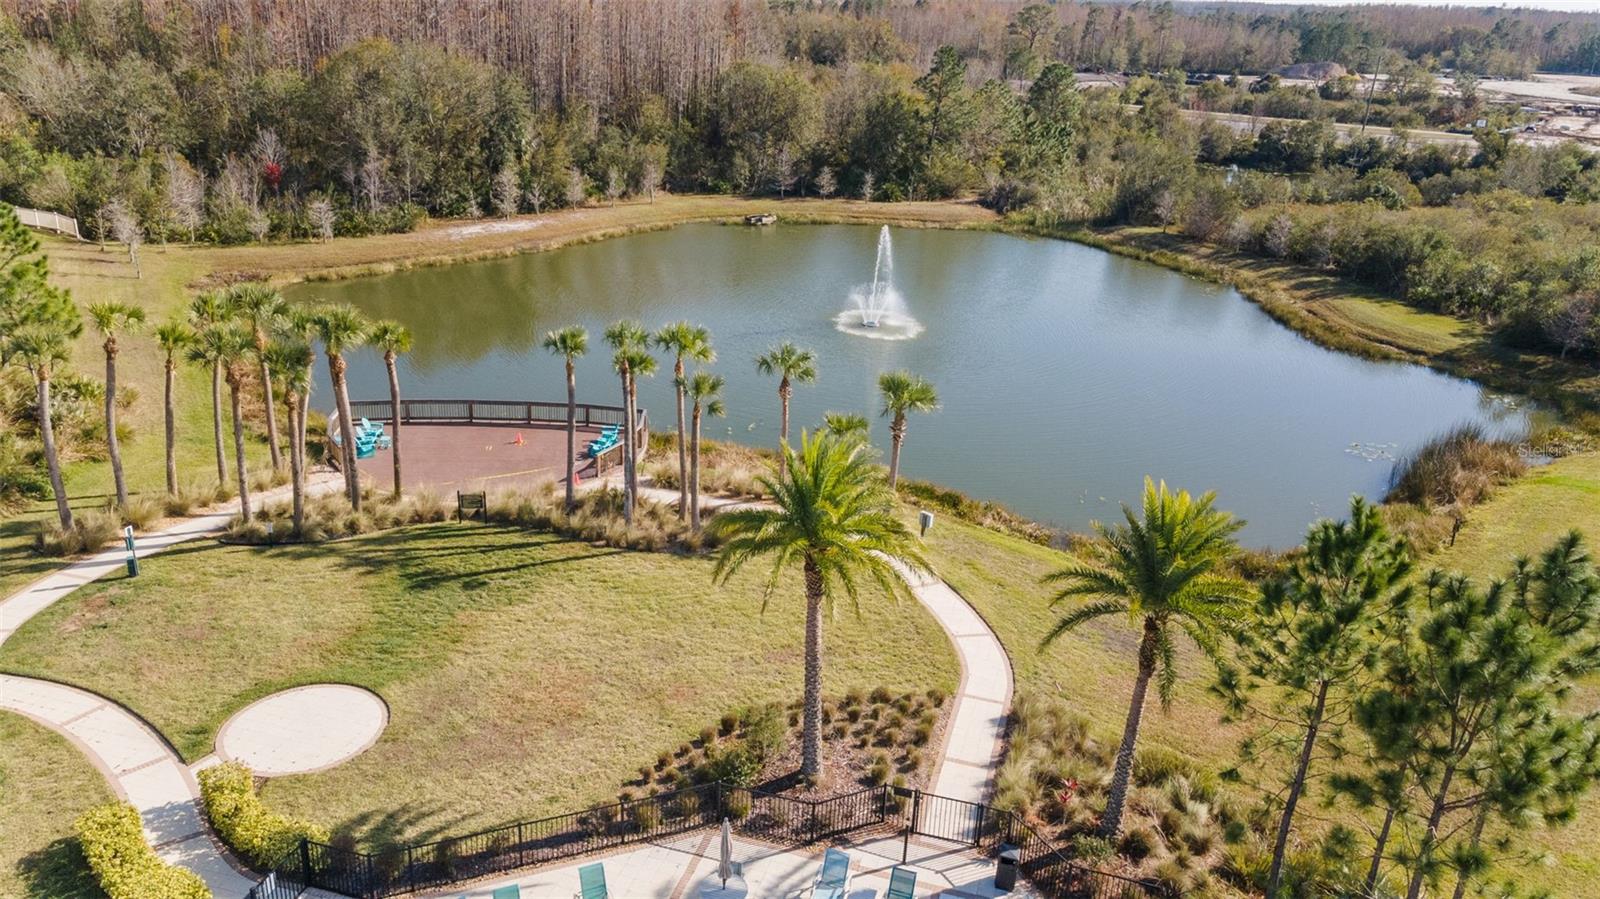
[
  {"left": 330, "top": 399, "right": 648, "bottom": 477},
  {"left": 245, "top": 782, "right": 1163, "bottom": 899}
]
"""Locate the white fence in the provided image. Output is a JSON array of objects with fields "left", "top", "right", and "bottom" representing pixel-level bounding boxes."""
[{"left": 10, "top": 205, "right": 83, "bottom": 240}]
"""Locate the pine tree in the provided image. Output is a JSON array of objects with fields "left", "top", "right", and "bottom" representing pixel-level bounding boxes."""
[{"left": 1215, "top": 497, "right": 1412, "bottom": 899}]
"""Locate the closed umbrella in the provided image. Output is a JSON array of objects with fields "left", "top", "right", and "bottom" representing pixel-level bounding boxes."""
[{"left": 719, "top": 817, "right": 734, "bottom": 888}]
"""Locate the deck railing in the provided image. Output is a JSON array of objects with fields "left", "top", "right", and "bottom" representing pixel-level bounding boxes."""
[
  {"left": 331, "top": 399, "right": 648, "bottom": 476},
  {"left": 244, "top": 782, "right": 1163, "bottom": 899}
]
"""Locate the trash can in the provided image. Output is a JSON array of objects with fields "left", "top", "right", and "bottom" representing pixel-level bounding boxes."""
[{"left": 996, "top": 844, "right": 1020, "bottom": 891}]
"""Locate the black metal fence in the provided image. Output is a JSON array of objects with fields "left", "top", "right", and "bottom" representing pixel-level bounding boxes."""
[{"left": 245, "top": 782, "right": 1162, "bottom": 899}]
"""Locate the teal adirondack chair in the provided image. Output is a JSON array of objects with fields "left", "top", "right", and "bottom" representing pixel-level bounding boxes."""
[
  {"left": 886, "top": 866, "right": 916, "bottom": 899},
  {"left": 491, "top": 887, "right": 521, "bottom": 899},
  {"left": 576, "top": 862, "right": 608, "bottom": 899}
]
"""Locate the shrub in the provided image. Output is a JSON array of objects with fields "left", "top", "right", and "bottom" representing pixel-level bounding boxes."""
[
  {"left": 198, "top": 761, "right": 329, "bottom": 868},
  {"left": 34, "top": 509, "right": 121, "bottom": 556},
  {"left": 1068, "top": 833, "right": 1117, "bottom": 861},
  {"left": 725, "top": 789, "right": 752, "bottom": 821},
  {"left": 74, "top": 802, "right": 211, "bottom": 899},
  {"left": 698, "top": 726, "right": 717, "bottom": 747},
  {"left": 719, "top": 712, "right": 740, "bottom": 736},
  {"left": 701, "top": 745, "right": 761, "bottom": 788},
  {"left": 1387, "top": 423, "right": 1525, "bottom": 509},
  {"left": 743, "top": 704, "right": 787, "bottom": 762},
  {"left": 869, "top": 686, "right": 893, "bottom": 704},
  {"left": 633, "top": 799, "right": 663, "bottom": 831}
]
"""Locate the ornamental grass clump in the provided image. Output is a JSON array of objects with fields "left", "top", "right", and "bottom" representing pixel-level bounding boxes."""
[{"left": 1386, "top": 422, "right": 1525, "bottom": 509}]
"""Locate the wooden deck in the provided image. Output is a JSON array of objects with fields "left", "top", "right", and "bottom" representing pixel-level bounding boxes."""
[{"left": 352, "top": 421, "right": 614, "bottom": 496}]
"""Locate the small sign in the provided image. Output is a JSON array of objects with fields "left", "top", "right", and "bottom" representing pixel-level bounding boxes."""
[
  {"left": 457, "top": 491, "right": 488, "bottom": 522},
  {"left": 123, "top": 525, "right": 139, "bottom": 577},
  {"left": 918, "top": 510, "right": 935, "bottom": 537}
]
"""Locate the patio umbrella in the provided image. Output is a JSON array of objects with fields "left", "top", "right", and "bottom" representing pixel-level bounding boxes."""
[{"left": 719, "top": 817, "right": 733, "bottom": 888}]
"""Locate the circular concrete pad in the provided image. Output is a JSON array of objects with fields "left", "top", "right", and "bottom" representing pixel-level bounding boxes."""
[{"left": 216, "top": 684, "right": 387, "bottom": 776}]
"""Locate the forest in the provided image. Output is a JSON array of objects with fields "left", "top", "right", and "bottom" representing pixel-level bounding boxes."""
[{"left": 2, "top": 0, "right": 1600, "bottom": 359}]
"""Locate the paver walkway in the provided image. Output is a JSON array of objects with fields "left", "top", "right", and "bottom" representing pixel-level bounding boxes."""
[{"left": 0, "top": 475, "right": 340, "bottom": 898}]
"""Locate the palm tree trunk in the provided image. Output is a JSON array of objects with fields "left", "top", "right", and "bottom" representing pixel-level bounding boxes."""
[
  {"left": 260, "top": 355, "right": 283, "bottom": 471},
  {"left": 329, "top": 355, "right": 361, "bottom": 512},
  {"left": 164, "top": 356, "right": 177, "bottom": 495},
  {"left": 229, "top": 379, "right": 251, "bottom": 521},
  {"left": 564, "top": 359, "right": 577, "bottom": 511},
  {"left": 887, "top": 414, "right": 907, "bottom": 489},
  {"left": 777, "top": 379, "right": 791, "bottom": 479},
  {"left": 690, "top": 403, "right": 703, "bottom": 531},
  {"left": 801, "top": 555, "right": 826, "bottom": 777},
  {"left": 104, "top": 347, "right": 128, "bottom": 508},
  {"left": 675, "top": 357, "right": 688, "bottom": 520},
  {"left": 1405, "top": 768, "right": 1457, "bottom": 899},
  {"left": 619, "top": 369, "right": 634, "bottom": 524},
  {"left": 287, "top": 391, "right": 305, "bottom": 533},
  {"left": 36, "top": 373, "right": 73, "bottom": 530},
  {"left": 1100, "top": 616, "right": 1159, "bottom": 838},
  {"left": 385, "top": 351, "right": 403, "bottom": 498},
  {"left": 628, "top": 377, "right": 642, "bottom": 503},
  {"left": 211, "top": 360, "right": 227, "bottom": 488},
  {"left": 1365, "top": 806, "right": 1396, "bottom": 897},
  {"left": 1267, "top": 680, "right": 1329, "bottom": 899}
]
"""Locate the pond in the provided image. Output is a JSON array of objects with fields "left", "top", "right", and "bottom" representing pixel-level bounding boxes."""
[{"left": 291, "top": 223, "right": 1533, "bottom": 547}]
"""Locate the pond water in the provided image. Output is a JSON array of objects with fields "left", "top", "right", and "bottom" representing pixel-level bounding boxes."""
[{"left": 291, "top": 223, "right": 1533, "bottom": 547}]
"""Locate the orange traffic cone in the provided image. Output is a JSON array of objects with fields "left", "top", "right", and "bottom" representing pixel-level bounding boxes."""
[{"left": 514, "top": 432, "right": 525, "bottom": 446}]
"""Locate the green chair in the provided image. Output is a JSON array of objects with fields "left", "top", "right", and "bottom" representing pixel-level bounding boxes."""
[
  {"left": 813, "top": 848, "right": 852, "bottom": 899},
  {"left": 885, "top": 866, "right": 916, "bottom": 899},
  {"left": 576, "top": 862, "right": 608, "bottom": 899},
  {"left": 491, "top": 887, "right": 521, "bottom": 899}
]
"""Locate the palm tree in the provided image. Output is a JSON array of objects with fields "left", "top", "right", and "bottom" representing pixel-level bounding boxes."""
[
  {"left": 368, "top": 321, "right": 411, "bottom": 498},
  {"left": 87, "top": 302, "right": 147, "bottom": 509},
  {"left": 8, "top": 300, "right": 83, "bottom": 529},
  {"left": 542, "top": 326, "right": 588, "bottom": 511},
  {"left": 709, "top": 432, "right": 927, "bottom": 777},
  {"left": 227, "top": 283, "right": 288, "bottom": 472},
  {"left": 822, "top": 411, "right": 870, "bottom": 444},
  {"left": 266, "top": 339, "right": 315, "bottom": 533},
  {"left": 311, "top": 304, "right": 368, "bottom": 511},
  {"left": 1041, "top": 479, "right": 1250, "bottom": 837},
  {"left": 604, "top": 320, "right": 649, "bottom": 522},
  {"left": 217, "top": 326, "right": 256, "bottom": 520},
  {"left": 281, "top": 307, "right": 321, "bottom": 498},
  {"left": 188, "top": 291, "right": 230, "bottom": 488},
  {"left": 654, "top": 322, "right": 715, "bottom": 520},
  {"left": 686, "top": 371, "right": 725, "bottom": 532},
  {"left": 754, "top": 342, "right": 817, "bottom": 478},
  {"left": 154, "top": 322, "right": 195, "bottom": 495},
  {"left": 877, "top": 371, "right": 938, "bottom": 490}
]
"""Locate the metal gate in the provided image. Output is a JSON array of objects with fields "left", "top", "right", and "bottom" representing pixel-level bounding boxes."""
[{"left": 902, "top": 787, "right": 988, "bottom": 846}]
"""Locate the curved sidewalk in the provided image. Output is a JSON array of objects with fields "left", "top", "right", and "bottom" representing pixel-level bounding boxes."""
[{"left": 1, "top": 476, "right": 341, "bottom": 898}]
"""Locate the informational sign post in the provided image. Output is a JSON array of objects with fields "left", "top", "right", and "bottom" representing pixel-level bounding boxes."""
[
  {"left": 123, "top": 525, "right": 139, "bottom": 577},
  {"left": 918, "top": 510, "right": 934, "bottom": 538}
]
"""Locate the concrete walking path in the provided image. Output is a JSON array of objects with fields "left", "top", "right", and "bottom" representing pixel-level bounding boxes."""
[{"left": 1, "top": 474, "right": 341, "bottom": 898}]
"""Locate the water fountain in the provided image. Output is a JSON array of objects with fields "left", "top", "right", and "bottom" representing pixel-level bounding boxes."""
[{"left": 835, "top": 226, "right": 924, "bottom": 340}]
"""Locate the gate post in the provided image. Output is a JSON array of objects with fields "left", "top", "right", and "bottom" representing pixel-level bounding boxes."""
[
  {"left": 902, "top": 790, "right": 921, "bottom": 864},
  {"left": 299, "top": 838, "right": 312, "bottom": 887}
]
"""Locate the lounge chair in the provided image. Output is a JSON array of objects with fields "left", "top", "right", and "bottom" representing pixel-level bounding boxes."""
[
  {"left": 491, "top": 887, "right": 521, "bottom": 899},
  {"left": 885, "top": 866, "right": 916, "bottom": 899},
  {"left": 813, "top": 848, "right": 852, "bottom": 899},
  {"left": 575, "top": 862, "right": 607, "bottom": 899}
]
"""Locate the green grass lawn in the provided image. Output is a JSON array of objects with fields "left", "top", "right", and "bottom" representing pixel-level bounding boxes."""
[
  {"left": 918, "top": 496, "right": 1600, "bottom": 896},
  {"left": 0, "top": 523, "right": 959, "bottom": 851},
  {"left": 0, "top": 713, "right": 111, "bottom": 899}
]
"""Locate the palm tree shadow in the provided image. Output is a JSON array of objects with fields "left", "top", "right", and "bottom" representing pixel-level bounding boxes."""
[{"left": 327, "top": 802, "right": 472, "bottom": 854}]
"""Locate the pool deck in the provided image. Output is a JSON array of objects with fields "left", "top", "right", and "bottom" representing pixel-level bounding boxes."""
[
  {"left": 423, "top": 829, "right": 1019, "bottom": 898},
  {"left": 352, "top": 421, "right": 616, "bottom": 496}
]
